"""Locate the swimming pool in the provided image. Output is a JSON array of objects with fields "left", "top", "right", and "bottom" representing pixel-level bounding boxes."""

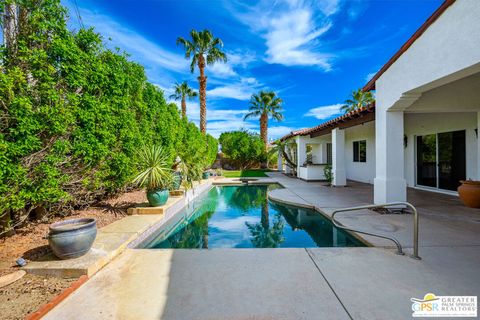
[{"left": 140, "top": 185, "right": 365, "bottom": 249}]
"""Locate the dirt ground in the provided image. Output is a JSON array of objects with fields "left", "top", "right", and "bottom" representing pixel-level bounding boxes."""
[
  {"left": 0, "top": 189, "right": 147, "bottom": 319},
  {"left": 0, "top": 274, "right": 74, "bottom": 320}
]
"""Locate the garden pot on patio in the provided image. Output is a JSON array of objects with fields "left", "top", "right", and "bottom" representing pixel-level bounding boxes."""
[
  {"left": 147, "top": 189, "right": 169, "bottom": 207},
  {"left": 202, "top": 171, "right": 210, "bottom": 180},
  {"left": 172, "top": 171, "right": 182, "bottom": 190},
  {"left": 48, "top": 218, "right": 97, "bottom": 260},
  {"left": 458, "top": 180, "right": 480, "bottom": 208}
]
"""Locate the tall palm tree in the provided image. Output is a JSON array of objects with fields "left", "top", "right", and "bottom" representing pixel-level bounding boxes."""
[
  {"left": 169, "top": 81, "right": 198, "bottom": 119},
  {"left": 244, "top": 91, "right": 284, "bottom": 150},
  {"left": 341, "top": 89, "right": 375, "bottom": 114},
  {"left": 176, "top": 29, "right": 227, "bottom": 133}
]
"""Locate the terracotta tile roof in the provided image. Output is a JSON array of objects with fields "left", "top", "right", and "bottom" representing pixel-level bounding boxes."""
[
  {"left": 363, "top": 0, "right": 456, "bottom": 92},
  {"left": 279, "top": 103, "right": 375, "bottom": 141},
  {"left": 279, "top": 127, "right": 312, "bottom": 141}
]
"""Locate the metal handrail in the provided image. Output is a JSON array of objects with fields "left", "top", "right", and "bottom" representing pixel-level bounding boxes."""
[{"left": 331, "top": 202, "right": 420, "bottom": 260}]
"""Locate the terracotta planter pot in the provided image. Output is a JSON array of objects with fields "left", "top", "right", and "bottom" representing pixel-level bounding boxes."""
[{"left": 458, "top": 180, "right": 480, "bottom": 208}]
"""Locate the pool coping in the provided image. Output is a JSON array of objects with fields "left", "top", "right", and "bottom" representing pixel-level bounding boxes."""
[{"left": 23, "top": 179, "right": 214, "bottom": 278}]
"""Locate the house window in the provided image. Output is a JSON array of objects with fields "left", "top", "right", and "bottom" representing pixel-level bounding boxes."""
[
  {"left": 326, "top": 143, "right": 332, "bottom": 165},
  {"left": 353, "top": 140, "right": 366, "bottom": 162}
]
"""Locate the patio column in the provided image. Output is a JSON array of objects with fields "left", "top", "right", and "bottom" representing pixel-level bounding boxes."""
[
  {"left": 332, "top": 128, "right": 346, "bottom": 186},
  {"left": 477, "top": 111, "right": 480, "bottom": 180},
  {"left": 277, "top": 150, "right": 283, "bottom": 172},
  {"left": 374, "top": 110, "right": 406, "bottom": 204},
  {"left": 297, "top": 136, "right": 306, "bottom": 173}
]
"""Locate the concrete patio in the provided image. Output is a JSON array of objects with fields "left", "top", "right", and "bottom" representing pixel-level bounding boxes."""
[{"left": 42, "top": 174, "right": 480, "bottom": 320}]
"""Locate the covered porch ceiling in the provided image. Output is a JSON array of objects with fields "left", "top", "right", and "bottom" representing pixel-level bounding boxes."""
[{"left": 404, "top": 70, "right": 480, "bottom": 113}]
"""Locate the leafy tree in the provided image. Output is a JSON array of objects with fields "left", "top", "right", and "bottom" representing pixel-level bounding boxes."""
[
  {"left": 0, "top": 0, "right": 217, "bottom": 235},
  {"left": 341, "top": 89, "right": 375, "bottom": 113},
  {"left": 169, "top": 81, "right": 197, "bottom": 119},
  {"left": 244, "top": 91, "right": 284, "bottom": 150},
  {"left": 176, "top": 29, "right": 227, "bottom": 133},
  {"left": 219, "top": 131, "right": 266, "bottom": 169}
]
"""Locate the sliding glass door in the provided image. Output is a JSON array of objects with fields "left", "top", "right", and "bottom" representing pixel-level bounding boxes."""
[{"left": 416, "top": 130, "right": 466, "bottom": 191}]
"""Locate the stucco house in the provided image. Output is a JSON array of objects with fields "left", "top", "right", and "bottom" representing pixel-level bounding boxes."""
[{"left": 278, "top": 0, "right": 480, "bottom": 205}]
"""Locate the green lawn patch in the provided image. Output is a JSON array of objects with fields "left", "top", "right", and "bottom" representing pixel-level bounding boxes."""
[{"left": 223, "top": 169, "right": 270, "bottom": 178}]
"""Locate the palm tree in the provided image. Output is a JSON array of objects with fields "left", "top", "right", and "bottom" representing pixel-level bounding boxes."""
[
  {"left": 169, "top": 81, "right": 197, "bottom": 119},
  {"left": 176, "top": 29, "right": 227, "bottom": 133},
  {"left": 341, "top": 89, "right": 375, "bottom": 114},
  {"left": 244, "top": 91, "right": 284, "bottom": 150}
]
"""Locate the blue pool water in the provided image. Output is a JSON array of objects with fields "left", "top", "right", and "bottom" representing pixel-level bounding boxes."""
[{"left": 142, "top": 185, "right": 365, "bottom": 249}]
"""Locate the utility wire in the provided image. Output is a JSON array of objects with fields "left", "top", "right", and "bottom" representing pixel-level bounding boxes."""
[{"left": 73, "top": 0, "right": 84, "bottom": 29}]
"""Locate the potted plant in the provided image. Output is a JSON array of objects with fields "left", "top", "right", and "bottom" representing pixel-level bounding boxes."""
[
  {"left": 48, "top": 218, "right": 97, "bottom": 260},
  {"left": 458, "top": 179, "right": 480, "bottom": 208},
  {"left": 323, "top": 164, "right": 333, "bottom": 186},
  {"left": 133, "top": 145, "right": 174, "bottom": 207},
  {"left": 178, "top": 160, "right": 202, "bottom": 190},
  {"left": 202, "top": 170, "right": 210, "bottom": 180},
  {"left": 171, "top": 156, "right": 183, "bottom": 191}
]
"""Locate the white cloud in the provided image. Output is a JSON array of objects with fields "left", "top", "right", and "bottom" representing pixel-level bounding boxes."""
[
  {"left": 268, "top": 126, "right": 303, "bottom": 140},
  {"left": 177, "top": 101, "right": 254, "bottom": 138},
  {"left": 208, "top": 51, "right": 257, "bottom": 79},
  {"left": 207, "top": 77, "right": 261, "bottom": 101},
  {"left": 209, "top": 62, "right": 237, "bottom": 77},
  {"left": 232, "top": 0, "right": 340, "bottom": 70},
  {"left": 305, "top": 103, "right": 343, "bottom": 120},
  {"left": 74, "top": 7, "right": 187, "bottom": 73}
]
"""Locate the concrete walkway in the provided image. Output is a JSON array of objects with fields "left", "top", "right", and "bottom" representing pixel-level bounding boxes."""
[
  {"left": 43, "top": 247, "right": 480, "bottom": 320},
  {"left": 267, "top": 172, "right": 480, "bottom": 253},
  {"left": 43, "top": 174, "right": 480, "bottom": 319}
]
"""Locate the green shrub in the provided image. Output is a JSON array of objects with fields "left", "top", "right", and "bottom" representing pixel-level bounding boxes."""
[
  {"left": 219, "top": 131, "right": 266, "bottom": 169},
  {"left": 0, "top": 0, "right": 217, "bottom": 233},
  {"left": 324, "top": 164, "right": 333, "bottom": 186}
]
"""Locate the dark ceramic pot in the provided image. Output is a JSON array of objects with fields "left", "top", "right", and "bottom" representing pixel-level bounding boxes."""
[
  {"left": 172, "top": 172, "right": 182, "bottom": 190},
  {"left": 147, "top": 189, "right": 169, "bottom": 207},
  {"left": 48, "top": 218, "right": 97, "bottom": 260},
  {"left": 202, "top": 171, "right": 210, "bottom": 180},
  {"left": 458, "top": 180, "right": 480, "bottom": 208}
]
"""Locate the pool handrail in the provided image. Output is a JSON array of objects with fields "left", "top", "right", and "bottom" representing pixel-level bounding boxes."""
[{"left": 331, "top": 202, "right": 420, "bottom": 260}]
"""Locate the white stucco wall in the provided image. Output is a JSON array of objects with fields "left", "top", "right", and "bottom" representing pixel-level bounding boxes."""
[
  {"left": 344, "top": 121, "right": 376, "bottom": 184},
  {"left": 298, "top": 165, "right": 326, "bottom": 180},
  {"left": 376, "top": 1, "right": 480, "bottom": 111},
  {"left": 404, "top": 112, "right": 479, "bottom": 186}
]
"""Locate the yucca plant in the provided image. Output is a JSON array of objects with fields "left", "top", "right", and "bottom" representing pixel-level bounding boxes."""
[{"left": 133, "top": 145, "right": 174, "bottom": 206}]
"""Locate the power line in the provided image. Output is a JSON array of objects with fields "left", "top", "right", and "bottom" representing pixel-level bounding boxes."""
[{"left": 73, "top": 0, "right": 84, "bottom": 29}]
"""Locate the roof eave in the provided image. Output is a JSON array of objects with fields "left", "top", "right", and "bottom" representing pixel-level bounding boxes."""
[{"left": 362, "top": 0, "right": 456, "bottom": 92}]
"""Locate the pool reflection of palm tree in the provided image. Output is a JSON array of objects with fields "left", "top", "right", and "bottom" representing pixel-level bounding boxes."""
[
  {"left": 245, "top": 188, "right": 285, "bottom": 248},
  {"left": 246, "top": 210, "right": 285, "bottom": 248},
  {"left": 227, "top": 186, "right": 266, "bottom": 212}
]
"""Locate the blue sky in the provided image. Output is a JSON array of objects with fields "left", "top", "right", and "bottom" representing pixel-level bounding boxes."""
[{"left": 63, "top": 0, "right": 441, "bottom": 139}]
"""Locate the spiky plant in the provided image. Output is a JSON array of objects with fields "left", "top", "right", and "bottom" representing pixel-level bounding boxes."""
[{"left": 133, "top": 145, "right": 173, "bottom": 191}]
